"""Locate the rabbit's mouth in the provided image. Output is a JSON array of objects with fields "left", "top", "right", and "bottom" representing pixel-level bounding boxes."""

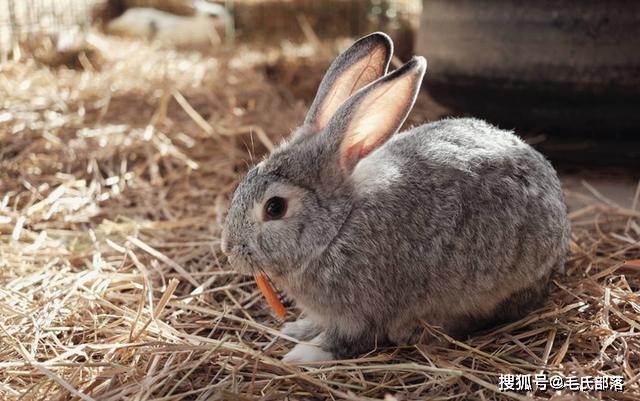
[{"left": 227, "top": 253, "right": 258, "bottom": 275}]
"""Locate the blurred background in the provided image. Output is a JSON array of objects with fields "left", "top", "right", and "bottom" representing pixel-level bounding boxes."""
[{"left": 1, "top": 0, "right": 639, "bottom": 206}]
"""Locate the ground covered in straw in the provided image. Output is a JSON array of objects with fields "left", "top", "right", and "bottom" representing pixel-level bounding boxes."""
[{"left": 1, "top": 34, "right": 639, "bottom": 401}]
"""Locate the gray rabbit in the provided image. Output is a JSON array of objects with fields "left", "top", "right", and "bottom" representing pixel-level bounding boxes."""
[{"left": 221, "top": 32, "right": 570, "bottom": 363}]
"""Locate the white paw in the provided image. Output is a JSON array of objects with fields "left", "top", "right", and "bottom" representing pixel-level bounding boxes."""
[
  {"left": 281, "top": 318, "right": 318, "bottom": 340},
  {"left": 282, "top": 343, "right": 334, "bottom": 364}
]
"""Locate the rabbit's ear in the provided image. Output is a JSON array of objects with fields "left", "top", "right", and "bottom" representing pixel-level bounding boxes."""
[
  {"left": 332, "top": 57, "right": 426, "bottom": 174},
  {"left": 305, "top": 32, "right": 393, "bottom": 133}
]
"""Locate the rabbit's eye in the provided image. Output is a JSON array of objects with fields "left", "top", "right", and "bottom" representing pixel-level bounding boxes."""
[{"left": 264, "top": 197, "right": 287, "bottom": 220}]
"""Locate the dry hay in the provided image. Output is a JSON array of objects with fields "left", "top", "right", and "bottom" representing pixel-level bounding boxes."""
[{"left": 1, "top": 32, "right": 640, "bottom": 401}]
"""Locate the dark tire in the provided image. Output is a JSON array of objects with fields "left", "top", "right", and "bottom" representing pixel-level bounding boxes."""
[{"left": 416, "top": 0, "right": 640, "bottom": 135}]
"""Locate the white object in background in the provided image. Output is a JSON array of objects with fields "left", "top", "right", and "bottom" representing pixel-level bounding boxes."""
[{"left": 107, "top": 2, "right": 230, "bottom": 47}]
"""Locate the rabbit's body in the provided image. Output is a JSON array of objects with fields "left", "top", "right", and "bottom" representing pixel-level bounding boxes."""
[
  {"left": 222, "top": 33, "right": 570, "bottom": 363},
  {"left": 272, "top": 118, "right": 569, "bottom": 357}
]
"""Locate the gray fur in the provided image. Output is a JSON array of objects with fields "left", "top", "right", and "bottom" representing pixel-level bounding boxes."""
[{"left": 221, "top": 35, "right": 570, "bottom": 361}]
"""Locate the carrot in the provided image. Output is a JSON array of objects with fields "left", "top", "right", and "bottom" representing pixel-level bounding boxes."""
[{"left": 254, "top": 274, "right": 287, "bottom": 317}]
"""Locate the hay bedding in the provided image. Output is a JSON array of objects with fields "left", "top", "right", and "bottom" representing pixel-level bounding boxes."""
[{"left": 1, "top": 33, "right": 639, "bottom": 401}]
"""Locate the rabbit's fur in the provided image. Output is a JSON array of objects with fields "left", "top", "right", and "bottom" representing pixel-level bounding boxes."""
[{"left": 221, "top": 32, "right": 570, "bottom": 363}]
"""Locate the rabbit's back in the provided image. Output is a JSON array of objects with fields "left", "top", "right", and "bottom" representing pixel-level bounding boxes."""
[{"left": 391, "top": 118, "right": 541, "bottom": 173}]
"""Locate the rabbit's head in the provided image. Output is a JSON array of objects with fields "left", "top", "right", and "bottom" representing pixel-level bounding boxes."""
[{"left": 222, "top": 32, "right": 426, "bottom": 276}]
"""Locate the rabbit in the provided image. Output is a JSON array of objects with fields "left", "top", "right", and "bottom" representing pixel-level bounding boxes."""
[
  {"left": 107, "top": 0, "right": 229, "bottom": 46},
  {"left": 221, "top": 32, "right": 570, "bottom": 363}
]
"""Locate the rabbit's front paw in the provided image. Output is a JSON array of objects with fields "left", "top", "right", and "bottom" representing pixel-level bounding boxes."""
[
  {"left": 281, "top": 317, "right": 321, "bottom": 341},
  {"left": 282, "top": 333, "right": 334, "bottom": 363},
  {"left": 282, "top": 343, "right": 334, "bottom": 364}
]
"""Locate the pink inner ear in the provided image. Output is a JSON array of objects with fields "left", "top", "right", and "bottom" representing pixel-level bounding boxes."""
[
  {"left": 314, "top": 46, "right": 388, "bottom": 132},
  {"left": 339, "top": 71, "right": 420, "bottom": 172},
  {"left": 342, "top": 141, "right": 365, "bottom": 165}
]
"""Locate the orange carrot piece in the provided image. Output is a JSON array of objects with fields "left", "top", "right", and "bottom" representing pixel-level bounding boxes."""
[{"left": 254, "top": 274, "right": 287, "bottom": 317}]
